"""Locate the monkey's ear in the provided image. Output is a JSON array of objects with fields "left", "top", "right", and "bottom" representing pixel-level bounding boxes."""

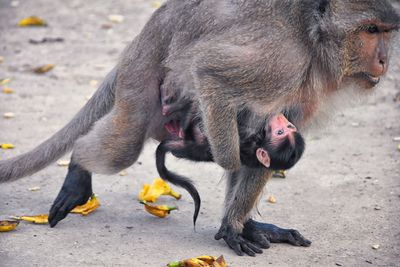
[{"left": 256, "top": 148, "right": 270, "bottom": 168}]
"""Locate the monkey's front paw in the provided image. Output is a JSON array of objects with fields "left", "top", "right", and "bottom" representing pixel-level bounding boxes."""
[
  {"left": 243, "top": 219, "right": 312, "bottom": 247},
  {"left": 215, "top": 224, "right": 263, "bottom": 256}
]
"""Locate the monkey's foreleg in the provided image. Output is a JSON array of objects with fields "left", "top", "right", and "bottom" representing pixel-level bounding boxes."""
[
  {"left": 215, "top": 166, "right": 270, "bottom": 256},
  {"left": 48, "top": 162, "right": 92, "bottom": 227},
  {"left": 242, "top": 219, "right": 311, "bottom": 247}
]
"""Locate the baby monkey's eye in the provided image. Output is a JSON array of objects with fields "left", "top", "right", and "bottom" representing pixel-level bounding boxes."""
[{"left": 276, "top": 129, "right": 284, "bottom": 136}]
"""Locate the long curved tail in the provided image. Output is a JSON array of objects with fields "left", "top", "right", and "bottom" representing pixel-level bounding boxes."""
[
  {"left": 156, "top": 142, "right": 201, "bottom": 227},
  {"left": 0, "top": 67, "right": 118, "bottom": 182}
]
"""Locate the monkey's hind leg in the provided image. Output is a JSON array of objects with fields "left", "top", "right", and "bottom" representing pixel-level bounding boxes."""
[
  {"left": 48, "top": 163, "right": 92, "bottom": 227},
  {"left": 242, "top": 219, "right": 311, "bottom": 248}
]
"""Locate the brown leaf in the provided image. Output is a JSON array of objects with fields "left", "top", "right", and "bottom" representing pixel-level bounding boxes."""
[{"left": 33, "top": 64, "right": 54, "bottom": 74}]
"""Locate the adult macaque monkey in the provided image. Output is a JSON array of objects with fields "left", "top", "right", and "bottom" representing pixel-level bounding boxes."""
[{"left": 0, "top": 0, "right": 399, "bottom": 257}]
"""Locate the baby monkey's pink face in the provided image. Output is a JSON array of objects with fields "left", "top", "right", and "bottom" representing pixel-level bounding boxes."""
[
  {"left": 269, "top": 114, "right": 297, "bottom": 145},
  {"left": 256, "top": 114, "right": 298, "bottom": 169}
]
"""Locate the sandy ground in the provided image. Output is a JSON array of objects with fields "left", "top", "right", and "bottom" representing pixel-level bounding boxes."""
[{"left": 0, "top": 1, "right": 399, "bottom": 266}]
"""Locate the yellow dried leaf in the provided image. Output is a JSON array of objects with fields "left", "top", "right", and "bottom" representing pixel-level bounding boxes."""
[
  {"left": 167, "top": 255, "right": 227, "bottom": 267},
  {"left": 15, "top": 214, "right": 49, "bottom": 224},
  {"left": 89, "top": 80, "right": 99, "bottom": 87},
  {"left": 140, "top": 201, "right": 177, "bottom": 218},
  {"left": 151, "top": 1, "right": 162, "bottom": 9},
  {"left": 1, "top": 143, "right": 15, "bottom": 149},
  {"left": 18, "top": 16, "right": 47, "bottom": 27},
  {"left": 3, "top": 112, "right": 15, "bottom": 119},
  {"left": 108, "top": 14, "right": 124, "bottom": 23},
  {"left": 57, "top": 159, "right": 70, "bottom": 166},
  {"left": 0, "top": 220, "right": 19, "bottom": 232},
  {"left": 33, "top": 64, "right": 54, "bottom": 74},
  {"left": 268, "top": 195, "right": 277, "bottom": 204},
  {"left": 71, "top": 194, "right": 100, "bottom": 216},
  {"left": 118, "top": 170, "right": 127, "bottom": 176},
  {"left": 2, "top": 87, "right": 14, "bottom": 94},
  {"left": 28, "top": 186, "right": 41, "bottom": 191},
  {"left": 138, "top": 178, "right": 181, "bottom": 202},
  {"left": 272, "top": 170, "right": 286, "bottom": 178},
  {"left": 0, "top": 78, "right": 11, "bottom": 85},
  {"left": 398, "top": 144, "right": 400, "bottom": 151}
]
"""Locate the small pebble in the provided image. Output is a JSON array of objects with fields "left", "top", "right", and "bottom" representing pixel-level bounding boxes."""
[
  {"left": 372, "top": 244, "right": 380, "bottom": 250},
  {"left": 268, "top": 195, "right": 277, "bottom": 204},
  {"left": 3, "top": 112, "right": 15, "bottom": 118}
]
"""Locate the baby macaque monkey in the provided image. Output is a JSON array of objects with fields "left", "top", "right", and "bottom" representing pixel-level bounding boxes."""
[{"left": 156, "top": 87, "right": 305, "bottom": 225}]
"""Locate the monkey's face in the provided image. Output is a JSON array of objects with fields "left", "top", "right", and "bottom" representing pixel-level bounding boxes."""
[
  {"left": 336, "top": 0, "right": 400, "bottom": 89},
  {"left": 344, "top": 23, "right": 396, "bottom": 89}
]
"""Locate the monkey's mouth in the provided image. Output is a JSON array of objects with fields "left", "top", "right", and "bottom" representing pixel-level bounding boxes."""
[{"left": 354, "top": 72, "right": 381, "bottom": 87}]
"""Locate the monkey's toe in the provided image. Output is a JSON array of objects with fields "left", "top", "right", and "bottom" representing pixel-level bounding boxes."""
[
  {"left": 49, "top": 163, "right": 93, "bottom": 227},
  {"left": 48, "top": 188, "right": 90, "bottom": 227},
  {"left": 215, "top": 223, "right": 263, "bottom": 256},
  {"left": 243, "top": 219, "right": 312, "bottom": 247}
]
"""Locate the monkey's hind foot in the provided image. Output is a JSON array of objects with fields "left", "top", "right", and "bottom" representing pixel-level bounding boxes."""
[
  {"left": 48, "top": 163, "right": 93, "bottom": 227},
  {"left": 215, "top": 223, "right": 263, "bottom": 257},
  {"left": 243, "top": 219, "right": 311, "bottom": 248}
]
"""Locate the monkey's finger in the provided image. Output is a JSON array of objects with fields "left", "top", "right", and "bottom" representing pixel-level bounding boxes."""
[
  {"left": 48, "top": 194, "right": 68, "bottom": 226},
  {"left": 288, "top": 229, "right": 312, "bottom": 247},
  {"left": 240, "top": 240, "right": 263, "bottom": 256},
  {"left": 225, "top": 238, "right": 243, "bottom": 257},
  {"left": 214, "top": 230, "right": 225, "bottom": 241},
  {"left": 240, "top": 243, "right": 256, "bottom": 257},
  {"left": 247, "top": 233, "right": 271, "bottom": 249}
]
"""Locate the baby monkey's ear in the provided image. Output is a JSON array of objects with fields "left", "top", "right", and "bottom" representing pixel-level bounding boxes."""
[{"left": 256, "top": 148, "right": 270, "bottom": 168}]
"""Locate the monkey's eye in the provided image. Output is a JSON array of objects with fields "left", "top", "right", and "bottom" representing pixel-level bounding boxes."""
[
  {"left": 287, "top": 123, "right": 296, "bottom": 130},
  {"left": 276, "top": 129, "right": 284, "bottom": 136},
  {"left": 366, "top": 25, "right": 379, "bottom": 34}
]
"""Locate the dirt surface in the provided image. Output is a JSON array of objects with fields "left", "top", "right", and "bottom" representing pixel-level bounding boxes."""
[{"left": 1, "top": 1, "right": 400, "bottom": 266}]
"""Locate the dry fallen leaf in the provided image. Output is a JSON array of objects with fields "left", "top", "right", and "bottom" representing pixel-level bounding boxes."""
[
  {"left": 398, "top": 144, "right": 400, "bottom": 152},
  {"left": 151, "top": 1, "right": 162, "bottom": 9},
  {"left": 89, "top": 80, "right": 99, "bottom": 87},
  {"left": 273, "top": 170, "right": 286, "bottom": 178},
  {"left": 138, "top": 178, "right": 181, "bottom": 202},
  {"left": 1, "top": 144, "right": 15, "bottom": 149},
  {"left": 268, "top": 195, "right": 277, "bottom": 204},
  {"left": 57, "top": 160, "right": 70, "bottom": 166},
  {"left": 0, "top": 220, "right": 19, "bottom": 232},
  {"left": 71, "top": 194, "right": 100, "bottom": 216},
  {"left": 13, "top": 214, "right": 49, "bottom": 224},
  {"left": 140, "top": 201, "right": 177, "bottom": 218},
  {"left": 28, "top": 186, "right": 41, "bottom": 191},
  {"left": 29, "top": 37, "right": 64, "bottom": 44},
  {"left": 3, "top": 112, "right": 15, "bottom": 119},
  {"left": 2, "top": 87, "right": 14, "bottom": 94},
  {"left": 0, "top": 78, "right": 11, "bottom": 85},
  {"left": 168, "top": 255, "right": 227, "bottom": 267},
  {"left": 118, "top": 170, "right": 127, "bottom": 176},
  {"left": 33, "top": 64, "right": 54, "bottom": 74},
  {"left": 18, "top": 16, "right": 47, "bottom": 27},
  {"left": 108, "top": 14, "right": 124, "bottom": 23}
]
